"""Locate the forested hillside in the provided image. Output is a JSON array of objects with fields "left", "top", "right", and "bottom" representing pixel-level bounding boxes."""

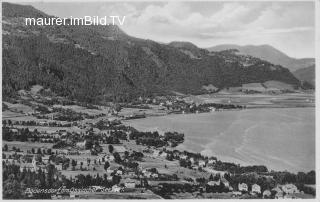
[
  {"left": 2, "top": 2, "right": 304, "bottom": 104},
  {"left": 293, "top": 65, "right": 315, "bottom": 88},
  {"left": 208, "top": 44, "right": 315, "bottom": 72}
]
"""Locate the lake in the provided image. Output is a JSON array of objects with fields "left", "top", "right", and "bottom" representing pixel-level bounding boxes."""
[{"left": 124, "top": 107, "right": 315, "bottom": 173}]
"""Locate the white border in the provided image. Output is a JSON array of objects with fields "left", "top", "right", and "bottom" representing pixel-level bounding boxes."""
[{"left": 0, "top": 0, "right": 319, "bottom": 202}]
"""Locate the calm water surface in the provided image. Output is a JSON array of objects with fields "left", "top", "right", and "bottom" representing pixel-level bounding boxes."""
[{"left": 124, "top": 108, "right": 315, "bottom": 172}]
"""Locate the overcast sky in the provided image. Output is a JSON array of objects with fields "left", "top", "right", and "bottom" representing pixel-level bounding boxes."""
[{"left": 25, "top": 1, "right": 315, "bottom": 58}]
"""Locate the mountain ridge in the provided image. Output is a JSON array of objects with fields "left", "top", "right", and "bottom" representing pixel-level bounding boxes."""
[
  {"left": 207, "top": 44, "right": 315, "bottom": 72},
  {"left": 2, "top": 3, "right": 306, "bottom": 104}
]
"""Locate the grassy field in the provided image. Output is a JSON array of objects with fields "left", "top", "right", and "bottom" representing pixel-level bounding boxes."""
[
  {"left": 187, "top": 92, "right": 315, "bottom": 108},
  {"left": 73, "top": 189, "right": 162, "bottom": 199}
]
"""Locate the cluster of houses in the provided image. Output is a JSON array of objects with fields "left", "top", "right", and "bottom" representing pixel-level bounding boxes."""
[
  {"left": 231, "top": 183, "right": 301, "bottom": 199},
  {"left": 272, "top": 184, "right": 300, "bottom": 199},
  {"left": 146, "top": 148, "right": 215, "bottom": 170},
  {"left": 232, "top": 183, "right": 262, "bottom": 197},
  {"left": 3, "top": 152, "right": 59, "bottom": 173}
]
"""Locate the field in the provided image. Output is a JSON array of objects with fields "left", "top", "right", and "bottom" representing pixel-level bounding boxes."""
[
  {"left": 185, "top": 92, "right": 315, "bottom": 108},
  {"left": 72, "top": 189, "right": 162, "bottom": 199}
]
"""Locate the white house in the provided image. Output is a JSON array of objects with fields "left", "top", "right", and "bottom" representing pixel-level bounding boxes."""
[
  {"left": 106, "top": 168, "right": 114, "bottom": 174},
  {"left": 124, "top": 180, "right": 136, "bottom": 188},
  {"left": 281, "top": 184, "right": 299, "bottom": 194},
  {"left": 207, "top": 180, "right": 220, "bottom": 186},
  {"left": 198, "top": 160, "right": 206, "bottom": 167},
  {"left": 111, "top": 185, "right": 122, "bottom": 192},
  {"left": 116, "top": 170, "right": 123, "bottom": 175},
  {"left": 208, "top": 159, "right": 217, "bottom": 164},
  {"left": 151, "top": 173, "right": 159, "bottom": 178},
  {"left": 76, "top": 140, "right": 87, "bottom": 149},
  {"left": 251, "top": 184, "right": 261, "bottom": 195},
  {"left": 263, "top": 190, "right": 272, "bottom": 198},
  {"left": 152, "top": 150, "right": 160, "bottom": 157},
  {"left": 272, "top": 187, "right": 284, "bottom": 199},
  {"left": 106, "top": 155, "right": 115, "bottom": 161},
  {"left": 238, "top": 183, "right": 248, "bottom": 192},
  {"left": 143, "top": 171, "right": 152, "bottom": 178},
  {"left": 160, "top": 152, "right": 168, "bottom": 158}
]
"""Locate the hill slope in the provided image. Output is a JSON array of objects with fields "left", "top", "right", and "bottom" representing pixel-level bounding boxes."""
[
  {"left": 293, "top": 65, "right": 315, "bottom": 87},
  {"left": 207, "top": 44, "right": 315, "bottom": 72},
  {"left": 2, "top": 3, "right": 303, "bottom": 104}
]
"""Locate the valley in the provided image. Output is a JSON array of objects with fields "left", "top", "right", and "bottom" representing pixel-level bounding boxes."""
[{"left": 1, "top": 2, "right": 316, "bottom": 200}]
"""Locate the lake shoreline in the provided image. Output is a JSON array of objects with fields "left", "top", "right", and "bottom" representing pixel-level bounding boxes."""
[{"left": 123, "top": 107, "right": 315, "bottom": 173}]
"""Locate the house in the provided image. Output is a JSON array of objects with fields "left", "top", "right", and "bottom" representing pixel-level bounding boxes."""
[
  {"left": 111, "top": 185, "right": 122, "bottom": 192},
  {"left": 51, "top": 133, "right": 60, "bottom": 139},
  {"left": 207, "top": 180, "right": 220, "bottom": 186},
  {"left": 272, "top": 187, "right": 284, "bottom": 199},
  {"left": 198, "top": 160, "right": 206, "bottom": 167},
  {"left": 263, "top": 190, "right": 272, "bottom": 198},
  {"left": 42, "top": 156, "right": 50, "bottom": 164},
  {"left": 208, "top": 159, "right": 216, "bottom": 164},
  {"left": 10, "top": 128, "right": 19, "bottom": 133},
  {"left": 55, "top": 164, "right": 63, "bottom": 171},
  {"left": 113, "top": 145, "right": 126, "bottom": 153},
  {"left": 127, "top": 171, "right": 136, "bottom": 177},
  {"left": 39, "top": 121, "right": 47, "bottom": 126},
  {"left": 238, "top": 183, "right": 248, "bottom": 192},
  {"left": 79, "top": 150, "right": 91, "bottom": 155},
  {"left": 166, "top": 101, "right": 173, "bottom": 106},
  {"left": 189, "top": 158, "right": 195, "bottom": 164},
  {"left": 143, "top": 171, "right": 152, "bottom": 178},
  {"left": 106, "top": 168, "right": 114, "bottom": 174},
  {"left": 281, "top": 184, "right": 299, "bottom": 194},
  {"left": 58, "top": 149, "right": 69, "bottom": 155},
  {"left": 107, "top": 155, "right": 115, "bottom": 161},
  {"left": 116, "top": 170, "right": 123, "bottom": 175},
  {"left": 152, "top": 150, "right": 160, "bottom": 157},
  {"left": 69, "top": 193, "right": 77, "bottom": 199},
  {"left": 160, "top": 152, "right": 167, "bottom": 158},
  {"left": 151, "top": 173, "right": 159, "bottom": 178},
  {"left": 180, "top": 155, "right": 188, "bottom": 160},
  {"left": 19, "top": 163, "right": 36, "bottom": 172},
  {"left": 124, "top": 180, "right": 136, "bottom": 188},
  {"left": 251, "top": 184, "right": 261, "bottom": 195},
  {"left": 76, "top": 140, "right": 87, "bottom": 149}
]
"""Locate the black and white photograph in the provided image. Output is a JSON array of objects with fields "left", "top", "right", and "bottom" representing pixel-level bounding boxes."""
[{"left": 1, "top": 0, "right": 318, "bottom": 200}]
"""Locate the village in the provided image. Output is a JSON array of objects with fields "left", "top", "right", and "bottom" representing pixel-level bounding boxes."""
[
  {"left": 2, "top": 117, "right": 315, "bottom": 199},
  {"left": 2, "top": 87, "right": 316, "bottom": 199}
]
